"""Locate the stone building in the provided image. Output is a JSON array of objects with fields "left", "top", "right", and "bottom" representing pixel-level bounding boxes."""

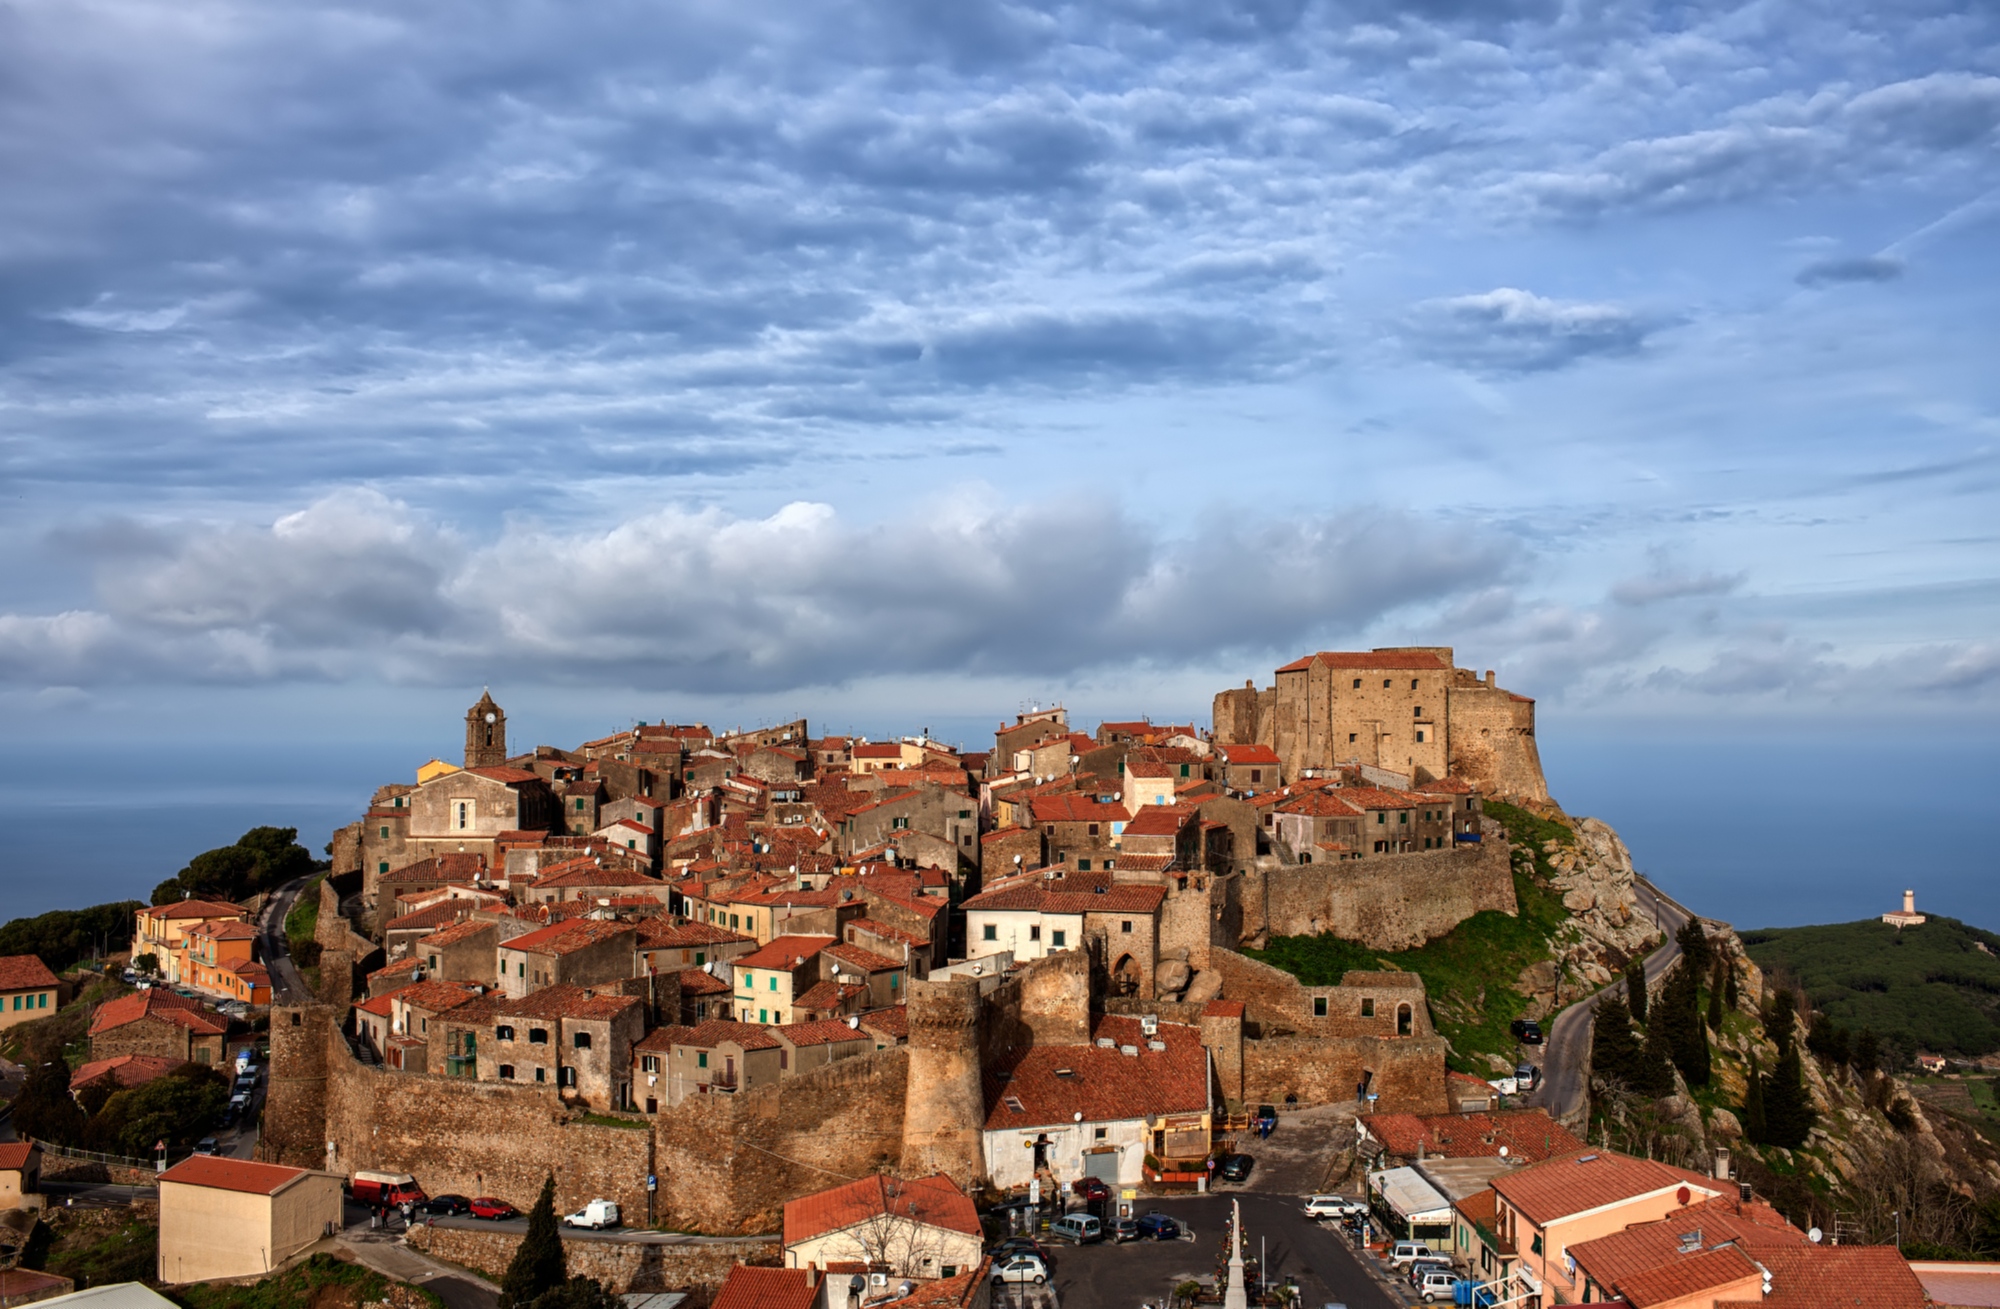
[
  {"left": 88, "top": 990, "right": 228, "bottom": 1065},
  {"left": 1213, "top": 648, "right": 1547, "bottom": 800},
  {"left": 465, "top": 690, "right": 507, "bottom": 770}
]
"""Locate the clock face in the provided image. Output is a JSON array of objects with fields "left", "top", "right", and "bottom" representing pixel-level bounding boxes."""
[{"left": 485, "top": 713, "right": 497, "bottom": 724}]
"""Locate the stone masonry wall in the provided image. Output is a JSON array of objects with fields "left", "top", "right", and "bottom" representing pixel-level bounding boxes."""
[
  {"left": 1253, "top": 833, "right": 1515, "bottom": 951},
  {"left": 1242, "top": 1033, "right": 1446, "bottom": 1114},
  {"left": 405, "top": 1225, "right": 779, "bottom": 1300}
]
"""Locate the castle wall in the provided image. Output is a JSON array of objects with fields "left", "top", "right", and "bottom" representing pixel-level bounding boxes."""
[
  {"left": 405, "top": 1225, "right": 779, "bottom": 1301},
  {"left": 899, "top": 977, "right": 987, "bottom": 1186},
  {"left": 1207, "top": 950, "right": 1433, "bottom": 1040},
  {"left": 1241, "top": 1033, "right": 1446, "bottom": 1114},
  {"left": 1258, "top": 834, "right": 1515, "bottom": 951},
  {"left": 1445, "top": 681, "right": 1548, "bottom": 802}
]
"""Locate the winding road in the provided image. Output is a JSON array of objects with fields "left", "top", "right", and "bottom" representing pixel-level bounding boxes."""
[
  {"left": 1528, "top": 876, "right": 1707, "bottom": 1126},
  {"left": 258, "top": 873, "right": 318, "bottom": 1003}
]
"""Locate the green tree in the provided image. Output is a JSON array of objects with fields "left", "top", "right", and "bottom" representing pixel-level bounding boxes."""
[
  {"left": 1742, "top": 1054, "right": 1767, "bottom": 1144},
  {"left": 1764, "top": 1043, "right": 1817, "bottom": 1150},
  {"left": 528, "top": 1277, "right": 624, "bottom": 1309},
  {"left": 1659, "top": 959, "right": 1710, "bottom": 1088},
  {"left": 1855, "top": 1028, "right": 1881, "bottom": 1076},
  {"left": 500, "top": 1176, "right": 567, "bottom": 1309},
  {"left": 1591, "top": 995, "right": 1643, "bottom": 1091},
  {"left": 1724, "top": 963, "right": 1739, "bottom": 1011},
  {"left": 1768, "top": 988, "right": 1798, "bottom": 1057},
  {"left": 0, "top": 904, "right": 146, "bottom": 972},
  {"left": 151, "top": 827, "right": 321, "bottom": 905},
  {"left": 1807, "top": 1017, "right": 1851, "bottom": 1066},
  {"left": 1626, "top": 961, "right": 1649, "bottom": 1025},
  {"left": 1676, "top": 916, "right": 1712, "bottom": 977},
  {"left": 13, "top": 1056, "right": 85, "bottom": 1147},
  {"left": 1634, "top": 1007, "right": 1677, "bottom": 1098},
  {"left": 1706, "top": 961, "right": 1725, "bottom": 1032},
  {"left": 131, "top": 953, "right": 158, "bottom": 976},
  {"left": 87, "top": 1064, "right": 228, "bottom": 1157}
]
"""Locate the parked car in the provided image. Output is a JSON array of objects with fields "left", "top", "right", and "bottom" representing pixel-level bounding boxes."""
[
  {"left": 991, "top": 1255, "right": 1049, "bottom": 1286},
  {"left": 1304, "top": 1195, "right": 1367, "bottom": 1220},
  {"left": 1219, "top": 1154, "right": 1255, "bottom": 1183},
  {"left": 1254, "top": 1104, "right": 1278, "bottom": 1130},
  {"left": 1408, "top": 1257, "right": 1453, "bottom": 1285},
  {"left": 1134, "top": 1212, "right": 1181, "bottom": 1241},
  {"left": 1415, "top": 1270, "right": 1461, "bottom": 1303},
  {"left": 351, "top": 1171, "right": 427, "bottom": 1206},
  {"left": 419, "top": 1195, "right": 472, "bottom": 1216},
  {"left": 563, "top": 1199, "right": 621, "bottom": 1230},
  {"left": 1387, "top": 1241, "right": 1433, "bottom": 1267},
  {"left": 1071, "top": 1176, "right": 1112, "bottom": 1202},
  {"left": 1107, "top": 1217, "right": 1141, "bottom": 1243},
  {"left": 1514, "top": 1062, "right": 1540, "bottom": 1088},
  {"left": 1510, "top": 1018, "right": 1543, "bottom": 1045},
  {"left": 470, "top": 1197, "right": 518, "bottom": 1220},
  {"left": 1050, "top": 1214, "right": 1103, "bottom": 1245},
  {"left": 986, "top": 1237, "right": 1053, "bottom": 1263},
  {"left": 193, "top": 1138, "right": 219, "bottom": 1156}
]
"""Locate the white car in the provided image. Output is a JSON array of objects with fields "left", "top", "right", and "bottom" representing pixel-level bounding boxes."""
[
  {"left": 1303, "top": 1195, "right": 1366, "bottom": 1219},
  {"left": 1388, "top": 1241, "right": 1433, "bottom": 1267},
  {"left": 562, "top": 1199, "right": 621, "bottom": 1230},
  {"left": 991, "top": 1255, "right": 1049, "bottom": 1286}
]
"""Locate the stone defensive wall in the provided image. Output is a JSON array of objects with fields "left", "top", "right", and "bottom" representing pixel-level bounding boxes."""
[
  {"left": 262, "top": 1003, "right": 909, "bottom": 1234},
  {"left": 1242, "top": 828, "right": 1515, "bottom": 951},
  {"left": 406, "top": 1225, "right": 780, "bottom": 1301}
]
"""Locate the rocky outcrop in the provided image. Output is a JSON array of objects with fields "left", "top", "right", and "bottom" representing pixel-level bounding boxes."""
[{"left": 1511, "top": 817, "right": 1664, "bottom": 1016}]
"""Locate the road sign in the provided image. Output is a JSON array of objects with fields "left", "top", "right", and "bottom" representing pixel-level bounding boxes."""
[{"left": 647, "top": 1175, "right": 658, "bottom": 1191}]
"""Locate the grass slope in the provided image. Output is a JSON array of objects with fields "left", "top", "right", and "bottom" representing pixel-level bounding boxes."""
[
  {"left": 171, "top": 1252, "right": 443, "bottom": 1308},
  {"left": 1246, "top": 800, "right": 1573, "bottom": 1071},
  {"left": 1742, "top": 916, "right": 2000, "bottom": 1061}
]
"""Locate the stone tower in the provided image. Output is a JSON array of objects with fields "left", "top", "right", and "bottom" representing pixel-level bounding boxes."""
[
  {"left": 898, "top": 976, "right": 988, "bottom": 1185},
  {"left": 465, "top": 691, "right": 507, "bottom": 769}
]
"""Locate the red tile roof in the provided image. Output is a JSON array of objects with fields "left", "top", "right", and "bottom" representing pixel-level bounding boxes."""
[
  {"left": 983, "top": 1016, "right": 1208, "bottom": 1129},
  {"left": 858, "top": 1007, "right": 909, "bottom": 1039},
  {"left": 793, "top": 981, "right": 863, "bottom": 1011},
  {"left": 0, "top": 955, "right": 59, "bottom": 992},
  {"left": 678, "top": 969, "right": 731, "bottom": 996},
  {"left": 143, "top": 899, "right": 248, "bottom": 920},
  {"left": 1363, "top": 1109, "right": 1583, "bottom": 1164},
  {"left": 392, "top": 979, "right": 483, "bottom": 1015},
  {"left": 784, "top": 1172, "right": 980, "bottom": 1247},
  {"left": 1275, "top": 650, "right": 1452, "bottom": 673},
  {"left": 712, "top": 1265, "right": 822, "bottom": 1309},
  {"left": 0, "top": 1143, "right": 36, "bottom": 1171},
  {"left": 187, "top": 921, "right": 260, "bottom": 941},
  {"left": 504, "top": 918, "right": 635, "bottom": 956},
  {"left": 159, "top": 1155, "right": 312, "bottom": 1195},
  {"left": 736, "top": 935, "right": 837, "bottom": 971},
  {"left": 1203, "top": 1000, "right": 1245, "bottom": 1019},
  {"left": 1725, "top": 1246, "right": 1928, "bottom": 1309},
  {"left": 1216, "top": 743, "right": 1281, "bottom": 765},
  {"left": 386, "top": 902, "right": 473, "bottom": 932},
  {"left": 70, "top": 1054, "right": 186, "bottom": 1092},
  {"left": 1570, "top": 1193, "right": 1806, "bottom": 1294},
  {"left": 419, "top": 918, "right": 495, "bottom": 949},
  {"left": 88, "top": 990, "right": 227, "bottom": 1037},
  {"left": 962, "top": 883, "right": 1166, "bottom": 916},
  {"left": 1615, "top": 1246, "right": 1762, "bottom": 1307},
  {"left": 466, "top": 766, "right": 540, "bottom": 784},
  {"left": 1491, "top": 1152, "right": 1719, "bottom": 1227},
  {"left": 368, "top": 957, "right": 427, "bottom": 983},
  {"left": 825, "top": 943, "right": 903, "bottom": 974},
  {"left": 777, "top": 1017, "right": 871, "bottom": 1047},
  {"left": 1028, "top": 795, "right": 1131, "bottom": 825},
  {"left": 1121, "top": 806, "right": 1193, "bottom": 837},
  {"left": 677, "top": 1019, "right": 782, "bottom": 1052},
  {"left": 637, "top": 920, "right": 753, "bottom": 949}
]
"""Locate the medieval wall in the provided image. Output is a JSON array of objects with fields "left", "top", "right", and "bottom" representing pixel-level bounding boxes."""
[
  {"left": 1445, "top": 680, "right": 1549, "bottom": 801},
  {"left": 1241, "top": 1033, "right": 1446, "bottom": 1114},
  {"left": 1255, "top": 834, "right": 1516, "bottom": 951},
  {"left": 896, "top": 977, "right": 986, "bottom": 1187},
  {"left": 1210, "top": 684, "right": 1273, "bottom": 748},
  {"left": 405, "top": 1225, "right": 780, "bottom": 1301}
]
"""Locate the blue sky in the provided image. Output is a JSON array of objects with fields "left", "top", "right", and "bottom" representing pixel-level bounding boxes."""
[{"left": 1, "top": 0, "right": 1997, "bottom": 921}]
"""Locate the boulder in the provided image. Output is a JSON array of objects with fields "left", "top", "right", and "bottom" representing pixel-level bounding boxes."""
[
  {"left": 1183, "top": 969, "right": 1223, "bottom": 1006},
  {"left": 1156, "top": 959, "right": 1193, "bottom": 996}
]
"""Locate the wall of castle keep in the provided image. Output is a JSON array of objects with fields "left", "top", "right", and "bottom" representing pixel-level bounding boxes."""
[
  {"left": 1254, "top": 833, "right": 1516, "bottom": 951},
  {"left": 1242, "top": 1033, "right": 1446, "bottom": 1114},
  {"left": 1445, "top": 679, "right": 1549, "bottom": 802},
  {"left": 405, "top": 1225, "right": 780, "bottom": 1300}
]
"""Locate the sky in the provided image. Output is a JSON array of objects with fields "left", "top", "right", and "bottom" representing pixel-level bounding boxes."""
[{"left": 1, "top": 0, "right": 1996, "bottom": 926}]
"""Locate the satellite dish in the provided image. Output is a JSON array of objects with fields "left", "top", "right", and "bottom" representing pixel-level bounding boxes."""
[
  {"left": 1498, "top": 1145, "right": 1508, "bottom": 1158},
  {"left": 1808, "top": 1227, "right": 1823, "bottom": 1244}
]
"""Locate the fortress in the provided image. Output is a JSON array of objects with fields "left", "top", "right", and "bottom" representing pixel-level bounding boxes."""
[{"left": 1212, "top": 647, "right": 1548, "bottom": 801}]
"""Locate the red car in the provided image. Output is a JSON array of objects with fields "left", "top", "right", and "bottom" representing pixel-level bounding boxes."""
[
  {"left": 1072, "top": 1177, "right": 1112, "bottom": 1202},
  {"left": 469, "top": 1197, "right": 518, "bottom": 1221}
]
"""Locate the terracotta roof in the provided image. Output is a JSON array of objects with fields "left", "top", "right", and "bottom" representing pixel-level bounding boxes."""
[
  {"left": 794, "top": 980, "right": 863, "bottom": 1011},
  {"left": 983, "top": 1016, "right": 1208, "bottom": 1129},
  {"left": 504, "top": 918, "right": 635, "bottom": 956},
  {"left": 1727, "top": 1246, "right": 1928, "bottom": 1309},
  {"left": 637, "top": 920, "right": 753, "bottom": 949},
  {"left": 1203, "top": 1000, "right": 1245, "bottom": 1019},
  {"left": 159, "top": 1155, "right": 311, "bottom": 1195},
  {"left": 187, "top": 921, "right": 260, "bottom": 941},
  {"left": 677, "top": 1019, "right": 782, "bottom": 1052},
  {"left": 1616, "top": 1246, "right": 1762, "bottom": 1307},
  {"left": 635, "top": 1023, "right": 698, "bottom": 1053},
  {"left": 825, "top": 943, "right": 903, "bottom": 973},
  {"left": 1121, "top": 806, "right": 1193, "bottom": 837},
  {"left": 392, "top": 979, "right": 483, "bottom": 1015},
  {"left": 386, "top": 902, "right": 472, "bottom": 932},
  {"left": 1216, "top": 743, "right": 1281, "bottom": 764},
  {"left": 355, "top": 994, "right": 396, "bottom": 1017},
  {"left": 88, "top": 990, "right": 227, "bottom": 1037},
  {"left": 858, "top": 1007, "right": 908, "bottom": 1039},
  {"left": 1570, "top": 1193, "right": 1806, "bottom": 1294},
  {"left": 419, "top": 918, "right": 495, "bottom": 949},
  {"left": 466, "top": 766, "right": 540, "bottom": 784},
  {"left": 71, "top": 1054, "right": 186, "bottom": 1092},
  {"left": 1491, "top": 1152, "right": 1719, "bottom": 1227},
  {"left": 853, "top": 743, "right": 905, "bottom": 758},
  {"left": 843, "top": 918, "right": 927, "bottom": 949},
  {"left": 777, "top": 1018, "right": 871, "bottom": 1047},
  {"left": 497, "top": 983, "right": 640, "bottom": 1023},
  {"left": 0, "top": 1143, "right": 35, "bottom": 1172},
  {"left": 736, "top": 935, "right": 837, "bottom": 971},
  {"left": 367, "top": 956, "right": 427, "bottom": 983},
  {"left": 678, "top": 969, "right": 731, "bottom": 996},
  {"left": 712, "top": 1265, "right": 822, "bottom": 1309},
  {"left": 1363, "top": 1109, "right": 1582, "bottom": 1164},
  {"left": 143, "top": 899, "right": 247, "bottom": 920},
  {"left": 0, "top": 955, "right": 59, "bottom": 991},
  {"left": 961, "top": 883, "right": 1167, "bottom": 916},
  {"left": 1028, "top": 795, "right": 1131, "bottom": 824},
  {"left": 381, "top": 853, "right": 488, "bottom": 883},
  {"left": 784, "top": 1172, "right": 980, "bottom": 1247},
  {"left": 1275, "top": 650, "right": 1451, "bottom": 673},
  {"left": 535, "top": 863, "right": 663, "bottom": 889}
]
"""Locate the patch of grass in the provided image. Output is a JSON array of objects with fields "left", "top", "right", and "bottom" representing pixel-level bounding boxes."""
[
  {"left": 285, "top": 876, "right": 325, "bottom": 971},
  {"left": 40, "top": 1215, "right": 158, "bottom": 1290},
  {"left": 171, "top": 1252, "right": 443, "bottom": 1309},
  {"left": 578, "top": 1112, "right": 651, "bottom": 1130}
]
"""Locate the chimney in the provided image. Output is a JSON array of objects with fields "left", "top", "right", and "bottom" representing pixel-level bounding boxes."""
[
  {"left": 1484, "top": 670, "right": 1496, "bottom": 688},
  {"left": 1713, "top": 1146, "right": 1731, "bottom": 1180}
]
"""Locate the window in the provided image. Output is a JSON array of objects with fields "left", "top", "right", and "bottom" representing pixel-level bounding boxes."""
[
  {"left": 1077, "top": 859, "right": 1091, "bottom": 872},
  {"left": 1415, "top": 730, "right": 1425, "bottom": 743},
  {"left": 698, "top": 1052, "right": 709, "bottom": 1069},
  {"left": 1179, "top": 764, "right": 1190, "bottom": 778},
  {"left": 560, "top": 1067, "right": 576, "bottom": 1088},
  {"left": 428, "top": 955, "right": 440, "bottom": 970},
  {"left": 529, "top": 1028, "right": 549, "bottom": 1044},
  {"left": 643, "top": 1055, "right": 660, "bottom": 1073},
  {"left": 535, "top": 1067, "right": 547, "bottom": 1082},
  {"left": 892, "top": 816, "right": 909, "bottom": 829},
  {"left": 695, "top": 952, "right": 705, "bottom": 966},
  {"left": 1352, "top": 678, "right": 1361, "bottom": 689},
  {"left": 1377, "top": 813, "right": 1386, "bottom": 824},
  {"left": 1094, "top": 1127, "right": 1107, "bottom": 1141},
  {"left": 1313, "top": 997, "right": 1327, "bottom": 1017},
  {"left": 1052, "top": 930, "right": 1066, "bottom": 948},
  {"left": 982, "top": 924, "right": 998, "bottom": 941},
  {"left": 1087, "top": 824, "right": 1098, "bottom": 836},
  {"left": 456, "top": 801, "right": 470, "bottom": 829},
  {"left": 1400, "top": 812, "right": 1408, "bottom": 824},
  {"left": 575, "top": 798, "right": 585, "bottom": 810},
  {"left": 759, "top": 1009, "right": 768, "bottom": 1022},
  {"left": 1361, "top": 998, "right": 1375, "bottom": 1017},
  {"left": 496, "top": 1025, "right": 515, "bottom": 1041},
  {"left": 379, "top": 826, "right": 389, "bottom": 839},
  {"left": 959, "top": 809, "right": 971, "bottom": 819},
  {"left": 769, "top": 976, "right": 778, "bottom": 991},
  {"left": 574, "top": 1031, "right": 592, "bottom": 1050},
  {"left": 499, "top": 1064, "right": 515, "bottom": 1080},
  {"left": 1121, "top": 920, "right": 1132, "bottom": 933},
  {"left": 1347, "top": 734, "right": 1356, "bottom": 744},
  {"left": 1383, "top": 678, "right": 1391, "bottom": 688},
  {"left": 518, "top": 961, "right": 526, "bottom": 977},
  {"left": 1532, "top": 1234, "right": 1543, "bottom": 1256},
  {"left": 729, "top": 914, "right": 739, "bottom": 929},
  {"left": 379, "top": 861, "right": 389, "bottom": 874},
  {"left": 37, "top": 993, "right": 46, "bottom": 1009},
  {"left": 1250, "top": 769, "right": 1261, "bottom": 783},
  {"left": 1029, "top": 925, "right": 1041, "bottom": 942}
]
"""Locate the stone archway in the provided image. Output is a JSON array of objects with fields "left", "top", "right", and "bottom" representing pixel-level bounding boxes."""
[{"left": 1112, "top": 954, "right": 1141, "bottom": 996}]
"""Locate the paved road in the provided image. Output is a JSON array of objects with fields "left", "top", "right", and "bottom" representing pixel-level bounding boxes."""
[
  {"left": 1528, "top": 876, "right": 1697, "bottom": 1125},
  {"left": 259, "top": 873, "right": 318, "bottom": 1002},
  {"left": 1045, "top": 1194, "right": 1401, "bottom": 1309},
  {"left": 418, "top": 1210, "right": 755, "bottom": 1245},
  {"left": 41, "top": 1180, "right": 159, "bottom": 1209}
]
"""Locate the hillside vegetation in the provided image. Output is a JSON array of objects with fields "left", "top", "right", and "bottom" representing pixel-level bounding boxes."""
[{"left": 1742, "top": 916, "right": 2000, "bottom": 1064}]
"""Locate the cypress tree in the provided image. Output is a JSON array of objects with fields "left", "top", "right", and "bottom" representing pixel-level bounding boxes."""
[
  {"left": 1591, "top": 995, "right": 1643, "bottom": 1092},
  {"left": 12, "top": 1055, "right": 85, "bottom": 1146},
  {"left": 501, "top": 1176, "right": 567, "bottom": 1309},
  {"left": 1706, "top": 961, "right": 1725, "bottom": 1032},
  {"left": 1742, "top": 1055, "right": 1767, "bottom": 1144},
  {"left": 1660, "top": 958, "right": 1710, "bottom": 1088},
  {"left": 1724, "top": 963, "right": 1739, "bottom": 1011},
  {"left": 1764, "top": 1042, "right": 1815, "bottom": 1149},
  {"left": 1626, "top": 960, "right": 1649, "bottom": 1026},
  {"left": 1768, "top": 988, "right": 1797, "bottom": 1057},
  {"left": 1854, "top": 1028, "right": 1881, "bottom": 1076},
  {"left": 1635, "top": 1006, "right": 1677, "bottom": 1098},
  {"left": 1676, "top": 916, "right": 1711, "bottom": 977}
]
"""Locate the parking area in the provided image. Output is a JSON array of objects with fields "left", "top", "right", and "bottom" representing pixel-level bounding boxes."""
[{"left": 1015, "top": 1193, "right": 1407, "bottom": 1309}]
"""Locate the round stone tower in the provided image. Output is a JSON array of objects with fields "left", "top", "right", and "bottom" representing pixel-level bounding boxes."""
[
  {"left": 465, "top": 690, "right": 507, "bottom": 769},
  {"left": 899, "top": 975, "right": 988, "bottom": 1187}
]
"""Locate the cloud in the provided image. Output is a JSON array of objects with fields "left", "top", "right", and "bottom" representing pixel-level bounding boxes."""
[
  {"left": 1795, "top": 255, "right": 1905, "bottom": 286},
  {"left": 1610, "top": 565, "right": 1743, "bottom": 607},
  {"left": 1403, "top": 288, "right": 1659, "bottom": 373},
  {"left": 0, "top": 489, "right": 1516, "bottom": 692}
]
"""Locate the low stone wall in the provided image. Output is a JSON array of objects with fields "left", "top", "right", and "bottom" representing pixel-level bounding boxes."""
[
  {"left": 404, "top": 1225, "right": 779, "bottom": 1299},
  {"left": 1241, "top": 1032, "right": 1447, "bottom": 1114},
  {"left": 38, "top": 1155, "right": 162, "bottom": 1187},
  {"left": 1255, "top": 832, "right": 1515, "bottom": 951}
]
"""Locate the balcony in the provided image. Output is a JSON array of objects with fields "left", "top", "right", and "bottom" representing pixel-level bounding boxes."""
[{"left": 445, "top": 1055, "right": 477, "bottom": 1078}]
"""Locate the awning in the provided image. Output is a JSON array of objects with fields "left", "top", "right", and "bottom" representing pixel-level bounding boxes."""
[{"left": 1368, "top": 1167, "right": 1454, "bottom": 1224}]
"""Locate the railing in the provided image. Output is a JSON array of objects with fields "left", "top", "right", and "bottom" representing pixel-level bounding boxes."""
[
  {"left": 33, "top": 1139, "right": 173, "bottom": 1172},
  {"left": 444, "top": 1056, "right": 477, "bottom": 1078}
]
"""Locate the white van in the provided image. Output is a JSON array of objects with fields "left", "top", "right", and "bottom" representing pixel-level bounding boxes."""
[
  {"left": 1388, "top": 1241, "right": 1432, "bottom": 1267},
  {"left": 563, "top": 1199, "right": 621, "bottom": 1230},
  {"left": 1303, "top": 1195, "right": 1366, "bottom": 1220}
]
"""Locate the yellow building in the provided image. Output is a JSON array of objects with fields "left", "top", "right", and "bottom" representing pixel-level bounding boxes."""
[
  {"left": 731, "top": 935, "right": 833, "bottom": 1025},
  {"left": 416, "top": 758, "right": 463, "bottom": 784},
  {"left": 157, "top": 1155, "right": 344, "bottom": 1283},
  {"left": 0, "top": 956, "right": 59, "bottom": 1029}
]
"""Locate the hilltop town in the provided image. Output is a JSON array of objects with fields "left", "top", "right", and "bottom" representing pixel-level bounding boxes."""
[{"left": 0, "top": 647, "right": 1981, "bottom": 1308}]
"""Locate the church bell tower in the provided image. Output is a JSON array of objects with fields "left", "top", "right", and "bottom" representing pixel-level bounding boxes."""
[{"left": 465, "top": 690, "right": 507, "bottom": 768}]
